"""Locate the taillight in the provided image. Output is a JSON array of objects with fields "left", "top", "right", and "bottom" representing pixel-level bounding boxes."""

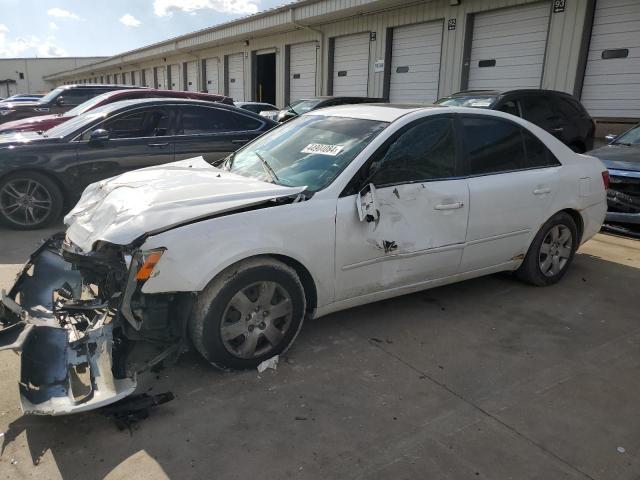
[{"left": 601, "top": 171, "right": 610, "bottom": 189}]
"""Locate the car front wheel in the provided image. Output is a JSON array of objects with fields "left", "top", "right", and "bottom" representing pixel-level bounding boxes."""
[
  {"left": 0, "top": 172, "right": 63, "bottom": 230},
  {"left": 517, "top": 212, "right": 578, "bottom": 286},
  {"left": 190, "top": 257, "right": 306, "bottom": 370}
]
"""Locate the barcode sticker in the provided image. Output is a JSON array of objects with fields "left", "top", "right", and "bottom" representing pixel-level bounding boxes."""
[{"left": 301, "top": 143, "right": 343, "bottom": 156}]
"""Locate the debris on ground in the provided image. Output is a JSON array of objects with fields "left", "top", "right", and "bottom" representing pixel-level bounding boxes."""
[
  {"left": 101, "top": 392, "right": 174, "bottom": 433},
  {"left": 617, "top": 446, "right": 626, "bottom": 454},
  {"left": 257, "top": 355, "right": 279, "bottom": 373}
]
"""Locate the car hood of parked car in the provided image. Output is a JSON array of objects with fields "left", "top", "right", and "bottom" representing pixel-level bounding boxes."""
[
  {"left": 0, "top": 114, "right": 65, "bottom": 133},
  {"left": 588, "top": 144, "right": 640, "bottom": 172},
  {"left": 64, "top": 156, "right": 307, "bottom": 253}
]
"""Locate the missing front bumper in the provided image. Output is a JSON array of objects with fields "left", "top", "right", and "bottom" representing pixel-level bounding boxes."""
[{"left": 0, "top": 238, "right": 136, "bottom": 415}]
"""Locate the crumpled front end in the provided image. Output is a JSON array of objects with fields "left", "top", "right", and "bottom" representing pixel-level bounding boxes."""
[{"left": 0, "top": 236, "right": 136, "bottom": 415}]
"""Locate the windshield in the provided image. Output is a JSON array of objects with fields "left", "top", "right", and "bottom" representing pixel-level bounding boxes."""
[
  {"left": 289, "top": 99, "right": 323, "bottom": 115},
  {"left": 37, "top": 87, "right": 64, "bottom": 105},
  {"left": 64, "top": 92, "right": 113, "bottom": 117},
  {"left": 435, "top": 96, "right": 496, "bottom": 108},
  {"left": 45, "top": 106, "right": 112, "bottom": 138},
  {"left": 228, "top": 114, "right": 387, "bottom": 192},
  {"left": 613, "top": 124, "right": 640, "bottom": 146}
]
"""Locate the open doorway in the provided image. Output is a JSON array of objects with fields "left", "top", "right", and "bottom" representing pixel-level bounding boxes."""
[{"left": 255, "top": 52, "right": 276, "bottom": 105}]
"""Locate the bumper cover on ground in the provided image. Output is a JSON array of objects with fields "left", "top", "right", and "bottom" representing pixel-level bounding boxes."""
[{"left": 0, "top": 239, "right": 136, "bottom": 415}]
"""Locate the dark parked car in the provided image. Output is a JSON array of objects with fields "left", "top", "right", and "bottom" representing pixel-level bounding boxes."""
[
  {"left": 0, "top": 84, "right": 146, "bottom": 124},
  {"left": 235, "top": 101, "right": 278, "bottom": 114},
  {"left": 436, "top": 89, "right": 595, "bottom": 152},
  {"left": 0, "top": 98, "right": 276, "bottom": 229},
  {"left": 277, "top": 96, "right": 385, "bottom": 122},
  {"left": 0, "top": 89, "right": 233, "bottom": 134},
  {"left": 587, "top": 123, "right": 640, "bottom": 226}
]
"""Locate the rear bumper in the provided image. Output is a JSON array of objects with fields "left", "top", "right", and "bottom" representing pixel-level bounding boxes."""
[{"left": 0, "top": 238, "right": 136, "bottom": 415}]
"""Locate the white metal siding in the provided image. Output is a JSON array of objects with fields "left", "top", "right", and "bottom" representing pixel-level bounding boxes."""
[
  {"left": 168, "top": 64, "right": 180, "bottom": 90},
  {"left": 581, "top": 0, "right": 640, "bottom": 118},
  {"left": 333, "top": 33, "right": 370, "bottom": 96},
  {"left": 468, "top": 2, "right": 551, "bottom": 90},
  {"left": 227, "top": 53, "right": 245, "bottom": 101},
  {"left": 289, "top": 42, "right": 317, "bottom": 101},
  {"left": 389, "top": 21, "right": 443, "bottom": 103},
  {"left": 204, "top": 57, "right": 220, "bottom": 94},
  {"left": 186, "top": 61, "right": 198, "bottom": 91}
]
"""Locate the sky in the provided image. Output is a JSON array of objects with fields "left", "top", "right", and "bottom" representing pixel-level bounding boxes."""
[{"left": 0, "top": 0, "right": 287, "bottom": 58}]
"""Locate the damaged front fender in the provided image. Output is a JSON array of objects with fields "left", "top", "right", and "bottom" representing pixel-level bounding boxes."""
[{"left": 0, "top": 238, "right": 136, "bottom": 415}]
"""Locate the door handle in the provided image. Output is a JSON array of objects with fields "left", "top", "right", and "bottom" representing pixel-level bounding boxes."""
[
  {"left": 232, "top": 139, "right": 250, "bottom": 144},
  {"left": 551, "top": 127, "right": 564, "bottom": 133},
  {"left": 533, "top": 187, "right": 551, "bottom": 195},
  {"left": 148, "top": 142, "right": 169, "bottom": 148},
  {"left": 434, "top": 202, "right": 464, "bottom": 210}
]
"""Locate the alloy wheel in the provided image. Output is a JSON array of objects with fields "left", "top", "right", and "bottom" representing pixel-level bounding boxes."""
[
  {"left": 538, "top": 225, "right": 573, "bottom": 277},
  {"left": 220, "top": 281, "right": 293, "bottom": 359},
  {"left": 0, "top": 178, "right": 53, "bottom": 227}
]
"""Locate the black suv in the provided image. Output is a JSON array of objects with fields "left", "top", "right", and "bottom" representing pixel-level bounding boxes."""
[
  {"left": 436, "top": 89, "right": 595, "bottom": 152},
  {"left": 0, "top": 84, "right": 147, "bottom": 124}
]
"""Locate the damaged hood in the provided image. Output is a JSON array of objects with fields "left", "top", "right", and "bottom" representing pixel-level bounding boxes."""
[{"left": 65, "top": 157, "right": 306, "bottom": 252}]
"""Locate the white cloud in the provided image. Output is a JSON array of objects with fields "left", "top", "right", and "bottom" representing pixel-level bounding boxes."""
[
  {"left": 47, "top": 7, "right": 80, "bottom": 20},
  {"left": 0, "top": 26, "right": 66, "bottom": 58},
  {"left": 49, "top": 22, "right": 59, "bottom": 30},
  {"left": 120, "top": 14, "right": 141, "bottom": 27},
  {"left": 153, "top": 0, "right": 259, "bottom": 17}
]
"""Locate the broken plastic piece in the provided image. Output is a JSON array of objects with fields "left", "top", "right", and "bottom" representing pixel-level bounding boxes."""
[{"left": 257, "top": 355, "right": 279, "bottom": 373}]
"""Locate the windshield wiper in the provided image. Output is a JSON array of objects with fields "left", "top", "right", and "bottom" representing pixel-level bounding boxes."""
[{"left": 255, "top": 151, "right": 280, "bottom": 183}]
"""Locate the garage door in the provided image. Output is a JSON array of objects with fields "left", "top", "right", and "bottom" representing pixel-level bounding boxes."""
[
  {"left": 185, "top": 61, "right": 198, "bottom": 91},
  {"left": 389, "top": 21, "right": 443, "bottom": 103},
  {"left": 332, "top": 33, "right": 370, "bottom": 96},
  {"left": 204, "top": 58, "right": 220, "bottom": 94},
  {"left": 289, "top": 42, "right": 317, "bottom": 102},
  {"left": 154, "top": 67, "right": 166, "bottom": 89},
  {"left": 581, "top": 0, "right": 640, "bottom": 118},
  {"left": 227, "top": 53, "right": 245, "bottom": 101},
  {"left": 468, "top": 2, "right": 551, "bottom": 90},
  {"left": 143, "top": 68, "right": 153, "bottom": 87},
  {"left": 168, "top": 64, "right": 180, "bottom": 90}
]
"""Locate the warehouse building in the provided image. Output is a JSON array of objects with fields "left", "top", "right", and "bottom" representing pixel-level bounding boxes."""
[
  {"left": 44, "top": 0, "right": 639, "bottom": 134},
  {"left": 0, "top": 57, "right": 106, "bottom": 97}
]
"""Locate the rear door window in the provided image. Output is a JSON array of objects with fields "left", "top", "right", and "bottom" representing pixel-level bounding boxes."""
[
  {"left": 81, "top": 108, "right": 171, "bottom": 140},
  {"left": 522, "top": 129, "right": 561, "bottom": 168},
  {"left": 179, "top": 106, "right": 262, "bottom": 134},
  {"left": 519, "top": 96, "right": 557, "bottom": 126},
  {"left": 460, "top": 116, "right": 524, "bottom": 175}
]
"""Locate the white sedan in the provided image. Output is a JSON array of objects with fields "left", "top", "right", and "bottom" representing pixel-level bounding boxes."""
[{"left": 0, "top": 105, "right": 607, "bottom": 414}]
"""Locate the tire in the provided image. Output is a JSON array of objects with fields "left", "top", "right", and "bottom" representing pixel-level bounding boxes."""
[
  {"left": 569, "top": 142, "right": 585, "bottom": 153},
  {"left": 189, "top": 257, "right": 306, "bottom": 370},
  {"left": 516, "top": 212, "right": 578, "bottom": 286},
  {"left": 0, "top": 171, "right": 63, "bottom": 230}
]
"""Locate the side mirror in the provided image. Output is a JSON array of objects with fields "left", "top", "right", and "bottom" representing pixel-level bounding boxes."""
[
  {"left": 88, "top": 129, "right": 109, "bottom": 146},
  {"left": 56, "top": 96, "right": 65, "bottom": 106},
  {"left": 605, "top": 133, "right": 617, "bottom": 143},
  {"left": 356, "top": 183, "right": 380, "bottom": 223}
]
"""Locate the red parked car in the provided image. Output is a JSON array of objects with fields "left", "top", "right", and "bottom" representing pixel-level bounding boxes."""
[{"left": 0, "top": 89, "right": 233, "bottom": 134}]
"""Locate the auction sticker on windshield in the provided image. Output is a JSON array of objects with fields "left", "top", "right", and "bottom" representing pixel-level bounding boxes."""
[{"left": 301, "top": 143, "right": 344, "bottom": 156}]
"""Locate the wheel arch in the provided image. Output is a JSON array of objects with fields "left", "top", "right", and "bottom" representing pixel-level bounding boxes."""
[
  {"left": 0, "top": 168, "right": 70, "bottom": 206},
  {"left": 549, "top": 208, "right": 584, "bottom": 245}
]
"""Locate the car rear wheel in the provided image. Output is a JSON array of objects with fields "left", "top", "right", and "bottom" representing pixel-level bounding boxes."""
[
  {"left": 190, "top": 257, "right": 306, "bottom": 370},
  {"left": 0, "top": 172, "right": 63, "bottom": 230},
  {"left": 516, "top": 212, "right": 578, "bottom": 286}
]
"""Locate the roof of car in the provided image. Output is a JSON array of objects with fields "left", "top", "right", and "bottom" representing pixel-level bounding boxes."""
[
  {"left": 60, "top": 84, "right": 147, "bottom": 90},
  {"left": 311, "top": 104, "right": 440, "bottom": 122},
  {"left": 448, "top": 89, "right": 575, "bottom": 98}
]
